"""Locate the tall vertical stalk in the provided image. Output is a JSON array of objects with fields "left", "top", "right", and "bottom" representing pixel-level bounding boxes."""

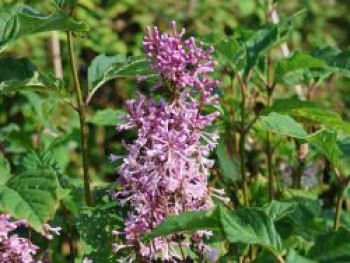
[
  {"left": 265, "top": 43, "right": 275, "bottom": 201},
  {"left": 333, "top": 191, "right": 343, "bottom": 230},
  {"left": 266, "top": 84, "right": 274, "bottom": 200},
  {"left": 67, "top": 31, "right": 93, "bottom": 206},
  {"left": 238, "top": 74, "right": 249, "bottom": 207}
]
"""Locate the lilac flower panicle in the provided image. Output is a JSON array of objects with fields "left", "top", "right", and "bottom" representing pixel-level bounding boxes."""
[
  {"left": 143, "top": 21, "right": 219, "bottom": 105},
  {"left": 0, "top": 214, "right": 39, "bottom": 263},
  {"left": 115, "top": 22, "right": 220, "bottom": 261}
]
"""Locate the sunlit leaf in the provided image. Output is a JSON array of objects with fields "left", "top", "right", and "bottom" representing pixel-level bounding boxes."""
[
  {"left": 259, "top": 112, "right": 308, "bottom": 138},
  {"left": 0, "top": 151, "right": 65, "bottom": 232},
  {"left": 87, "top": 54, "right": 155, "bottom": 101},
  {"left": 0, "top": 168, "right": 61, "bottom": 232},
  {"left": 0, "top": 4, "right": 88, "bottom": 51}
]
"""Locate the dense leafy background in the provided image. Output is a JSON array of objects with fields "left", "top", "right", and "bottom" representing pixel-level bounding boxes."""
[{"left": 0, "top": 0, "right": 349, "bottom": 262}]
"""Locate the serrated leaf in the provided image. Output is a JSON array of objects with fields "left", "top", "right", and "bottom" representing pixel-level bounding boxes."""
[
  {"left": 87, "top": 54, "right": 155, "bottom": 101},
  {"left": 19, "top": 150, "right": 70, "bottom": 189},
  {"left": 0, "top": 151, "right": 66, "bottom": 232},
  {"left": 262, "top": 201, "right": 297, "bottom": 222},
  {"left": 88, "top": 108, "right": 127, "bottom": 126},
  {"left": 259, "top": 112, "right": 308, "bottom": 138},
  {"left": 221, "top": 208, "right": 282, "bottom": 255},
  {"left": 0, "top": 58, "right": 67, "bottom": 98},
  {"left": 0, "top": 4, "right": 88, "bottom": 51},
  {"left": 0, "top": 168, "right": 61, "bottom": 232},
  {"left": 308, "top": 228, "right": 350, "bottom": 262}
]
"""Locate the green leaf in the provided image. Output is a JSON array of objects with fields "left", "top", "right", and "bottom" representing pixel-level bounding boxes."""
[
  {"left": 338, "top": 136, "right": 350, "bottom": 158},
  {"left": 52, "top": 0, "right": 77, "bottom": 10},
  {"left": 275, "top": 52, "right": 326, "bottom": 84},
  {"left": 259, "top": 112, "right": 308, "bottom": 138},
  {"left": 0, "top": 4, "right": 88, "bottom": 51},
  {"left": 76, "top": 205, "right": 125, "bottom": 262},
  {"left": 0, "top": 168, "right": 61, "bottom": 232},
  {"left": 291, "top": 108, "right": 350, "bottom": 135},
  {"left": 244, "top": 18, "right": 293, "bottom": 75},
  {"left": 244, "top": 24, "right": 279, "bottom": 74},
  {"left": 263, "top": 98, "right": 350, "bottom": 135},
  {"left": 143, "top": 208, "right": 222, "bottom": 242},
  {"left": 221, "top": 208, "right": 282, "bottom": 254},
  {"left": 262, "top": 200, "right": 297, "bottom": 222},
  {"left": 280, "top": 190, "right": 325, "bottom": 236},
  {"left": 0, "top": 154, "right": 11, "bottom": 184},
  {"left": 286, "top": 249, "right": 317, "bottom": 263},
  {"left": 88, "top": 108, "right": 127, "bottom": 126},
  {"left": 87, "top": 54, "right": 155, "bottom": 101},
  {"left": 216, "top": 138, "right": 240, "bottom": 181},
  {"left": 308, "top": 228, "right": 350, "bottom": 262},
  {"left": 0, "top": 151, "right": 65, "bottom": 232},
  {"left": 216, "top": 38, "right": 245, "bottom": 68},
  {"left": 263, "top": 97, "right": 317, "bottom": 115},
  {"left": 314, "top": 47, "right": 350, "bottom": 78},
  {"left": 306, "top": 130, "right": 342, "bottom": 164},
  {"left": 144, "top": 206, "right": 282, "bottom": 255},
  {"left": 0, "top": 58, "right": 67, "bottom": 98}
]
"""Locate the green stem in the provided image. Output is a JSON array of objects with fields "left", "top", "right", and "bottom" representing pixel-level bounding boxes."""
[
  {"left": 266, "top": 92, "right": 274, "bottom": 201},
  {"left": 293, "top": 141, "right": 305, "bottom": 189},
  {"left": 333, "top": 191, "right": 344, "bottom": 230},
  {"left": 67, "top": 31, "right": 92, "bottom": 206},
  {"left": 294, "top": 159, "right": 305, "bottom": 189},
  {"left": 240, "top": 88, "right": 249, "bottom": 207}
]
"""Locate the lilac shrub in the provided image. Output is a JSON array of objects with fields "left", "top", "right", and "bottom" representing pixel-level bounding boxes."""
[{"left": 115, "top": 22, "right": 221, "bottom": 260}]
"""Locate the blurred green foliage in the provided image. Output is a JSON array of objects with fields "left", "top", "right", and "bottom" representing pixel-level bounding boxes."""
[{"left": 0, "top": 0, "right": 349, "bottom": 261}]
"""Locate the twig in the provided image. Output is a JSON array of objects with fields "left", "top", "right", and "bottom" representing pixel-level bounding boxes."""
[{"left": 67, "top": 31, "right": 93, "bottom": 206}]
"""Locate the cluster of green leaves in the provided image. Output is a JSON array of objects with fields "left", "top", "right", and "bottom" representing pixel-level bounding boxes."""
[
  {"left": 0, "top": 0, "right": 349, "bottom": 262},
  {"left": 0, "top": 1, "right": 151, "bottom": 261},
  {"left": 144, "top": 10, "right": 350, "bottom": 263}
]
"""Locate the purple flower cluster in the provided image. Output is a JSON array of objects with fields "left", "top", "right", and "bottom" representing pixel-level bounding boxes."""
[
  {"left": 143, "top": 21, "right": 219, "bottom": 105},
  {"left": 0, "top": 214, "right": 39, "bottom": 263},
  {"left": 115, "top": 22, "right": 220, "bottom": 261}
]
